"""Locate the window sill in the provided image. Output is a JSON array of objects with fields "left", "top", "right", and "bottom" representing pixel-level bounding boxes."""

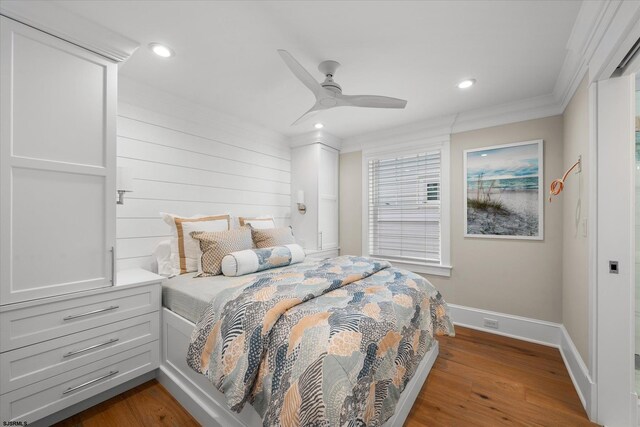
[{"left": 373, "top": 258, "right": 452, "bottom": 277}]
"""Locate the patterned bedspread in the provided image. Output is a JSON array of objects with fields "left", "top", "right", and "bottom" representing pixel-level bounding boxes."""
[{"left": 187, "top": 256, "right": 454, "bottom": 426}]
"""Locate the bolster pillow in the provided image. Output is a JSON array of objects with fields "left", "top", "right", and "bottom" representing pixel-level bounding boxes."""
[{"left": 221, "top": 244, "right": 305, "bottom": 277}]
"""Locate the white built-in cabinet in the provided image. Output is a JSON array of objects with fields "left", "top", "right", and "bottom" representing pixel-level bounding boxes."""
[
  {"left": 291, "top": 143, "right": 339, "bottom": 258},
  {"left": 0, "top": 15, "right": 161, "bottom": 425},
  {"left": 0, "top": 16, "right": 117, "bottom": 304}
]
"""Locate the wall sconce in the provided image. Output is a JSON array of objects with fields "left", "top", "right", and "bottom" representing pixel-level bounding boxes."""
[
  {"left": 117, "top": 167, "right": 134, "bottom": 205},
  {"left": 297, "top": 190, "right": 306, "bottom": 214}
]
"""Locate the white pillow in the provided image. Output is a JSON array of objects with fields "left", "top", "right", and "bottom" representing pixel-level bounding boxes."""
[
  {"left": 221, "top": 244, "right": 305, "bottom": 277},
  {"left": 161, "top": 213, "right": 230, "bottom": 274},
  {"left": 238, "top": 216, "right": 276, "bottom": 229},
  {"left": 152, "top": 240, "right": 174, "bottom": 277}
]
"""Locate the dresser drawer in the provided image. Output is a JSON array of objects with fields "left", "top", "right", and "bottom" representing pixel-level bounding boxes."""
[
  {"left": 1, "top": 312, "right": 159, "bottom": 394},
  {"left": 1, "top": 284, "right": 160, "bottom": 351},
  {"left": 1, "top": 342, "right": 159, "bottom": 423}
]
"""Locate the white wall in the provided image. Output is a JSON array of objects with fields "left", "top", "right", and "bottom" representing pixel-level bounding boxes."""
[{"left": 116, "top": 78, "right": 291, "bottom": 271}]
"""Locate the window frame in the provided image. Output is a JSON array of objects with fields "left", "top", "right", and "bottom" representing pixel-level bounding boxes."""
[{"left": 361, "top": 136, "right": 452, "bottom": 277}]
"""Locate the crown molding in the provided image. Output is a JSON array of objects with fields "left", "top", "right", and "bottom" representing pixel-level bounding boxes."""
[
  {"left": 0, "top": 0, "right": 139, "bottom": 62},
  {"left": 588, "top": 0, "right": 640, "bottom": 80},
  {"left": 340, "top": 93, "right": 561, "bottom": 153},
  {"left": 451, "top": 93, "right": 562, "bottom": 134},
  {"left": 290, "top": 130, "right": 342, "bottom": 151},
  {"left": 340, "top": 115, "right": 453, "bottom": 153},
  {"left": 553, "top": 0, "right": 640, "bottom": 109},
  {"left": 552, "top": 0, "right": 609, "bottom": 111}
]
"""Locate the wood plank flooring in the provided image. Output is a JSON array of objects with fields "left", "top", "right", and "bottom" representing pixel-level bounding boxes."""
[
  {"left": 406, "top": 327, "right": 598, "bottom": 426},
  {"left": 55, "top": 326, "right": 597, "bottom": 426},
  {"left": 53, "top": 379, "right": 199, "bottom": 427}
]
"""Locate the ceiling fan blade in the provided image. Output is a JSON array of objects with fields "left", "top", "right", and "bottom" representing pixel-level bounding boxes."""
[
  {"left": 278, "top": 50, "right": 323, "bottom": 98},
  {"left": 337, "top": 94, "right": 407, "bottom": 109},
  {"left": 291, "top": 102, "right": 326, "bottom": 126}
]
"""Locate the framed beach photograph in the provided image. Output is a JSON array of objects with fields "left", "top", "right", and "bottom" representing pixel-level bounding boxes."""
[{"left": 464, "top": 139, "right": 543, "bottom": 240}]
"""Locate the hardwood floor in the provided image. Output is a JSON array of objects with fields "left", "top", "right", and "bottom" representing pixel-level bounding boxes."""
[
  {"left": 53, "top": 379, "right": 199, "bottom": 427},
  {"left": 406, "top": 327, "right": 597, "bottom": 426},
  {"left": 55, "top": 326, "right": 597, "bottom": 426}
]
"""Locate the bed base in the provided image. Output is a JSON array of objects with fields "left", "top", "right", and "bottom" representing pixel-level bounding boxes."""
[{"left": 159, "top": 307, "right": 438, "bottom": 427}]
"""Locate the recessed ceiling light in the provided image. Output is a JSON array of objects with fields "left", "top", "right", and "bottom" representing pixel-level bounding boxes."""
[
  {"left": 314, "top": 123, "right": 324, "bottom": 129},
  {"left": 481, "top": 153, "right": 488, "bottom": 157},
  {"left": 457, "top": 79, "right": 476, "bottom": 89},
  {"left": 149, "top": 43, "right": 174, "bottom": 58}
]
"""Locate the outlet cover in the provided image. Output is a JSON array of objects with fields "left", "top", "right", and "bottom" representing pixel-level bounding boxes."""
[{"left": 483, "top": 318, "right": 499, "bottom": 329}]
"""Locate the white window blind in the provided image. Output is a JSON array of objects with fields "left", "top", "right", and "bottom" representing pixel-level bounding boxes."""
[{"left": 367, "top": 150, "right": 442, "bottom": 263}]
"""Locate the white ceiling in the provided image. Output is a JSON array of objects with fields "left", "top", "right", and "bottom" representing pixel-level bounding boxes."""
[{"left": 55, "top": 0, "right": 581, "bottom": 139}]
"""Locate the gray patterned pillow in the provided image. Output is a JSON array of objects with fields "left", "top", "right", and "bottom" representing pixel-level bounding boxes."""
[
  {"left": 190, "top": 227, "right": 253, "bottom": 276},
  {"left": 251, "top": 226, "right": 295, "bottom": 248}
]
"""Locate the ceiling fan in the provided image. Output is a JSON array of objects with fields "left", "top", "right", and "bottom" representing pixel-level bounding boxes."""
[{"left": 278, "top": 50, "right": 408, "bottom": 126}]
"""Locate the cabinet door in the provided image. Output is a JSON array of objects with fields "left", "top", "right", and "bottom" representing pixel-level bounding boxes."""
[
  {"left": 318, "top": 146, "right": 339, "bottom": 250},
  {"left": 0, "top": 17, "right": 117, "bottom": 304}
]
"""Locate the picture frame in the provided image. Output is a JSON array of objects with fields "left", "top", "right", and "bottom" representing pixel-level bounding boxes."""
[{"left": 463, "top": 139, "right": 544, "bottom": 240}]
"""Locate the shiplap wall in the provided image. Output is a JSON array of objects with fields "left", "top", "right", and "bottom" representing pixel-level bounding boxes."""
[{"left": 116, "top": 78, "right": 291, "bottom": 271}]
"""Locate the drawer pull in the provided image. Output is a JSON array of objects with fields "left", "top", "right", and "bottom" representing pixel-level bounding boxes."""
[
  {"left": 62, "top": 338, "right": 120, "bottom": 358},
  {"left": 63, "top": 305, "right": 119, "bottom": 321},
  {"left": 110, "top": 246, "right": 115, "bottom": 285},
  {"left": 62, "top": 370, "right": 119, "bottom": 395}
]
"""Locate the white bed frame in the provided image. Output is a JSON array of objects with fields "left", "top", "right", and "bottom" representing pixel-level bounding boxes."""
[{"left": 158, "top": 307, "right": 439, "bottom": 427}]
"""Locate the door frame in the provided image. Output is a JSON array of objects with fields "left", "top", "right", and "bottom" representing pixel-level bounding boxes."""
[
  {"left": 592, "top": 72, "right": 636, "bottom": 427},
  {"left": 585, "top": 3, "right": 640, "bottom": 424}
]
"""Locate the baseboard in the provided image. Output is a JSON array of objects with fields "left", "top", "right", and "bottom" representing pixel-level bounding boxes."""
[
  {"left": 448, "top": 303, "right": 562, "bottom": 346},
  {"left": 448, "top": 304, "right": 594, "bottom": 417},
  {"left": 558, "top": 325, "right": 594, "bottom": 411}
]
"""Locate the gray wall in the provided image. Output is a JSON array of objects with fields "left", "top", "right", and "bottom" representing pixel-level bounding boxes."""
[
  {"left": 340, "top": 115, "right": 565, "bottom": 323},
  {"left": 339, "top": 151, "right": 362, "bottom": 256},
  {"left": 562, "top": 76, "right": 590, "bottom": 362}
]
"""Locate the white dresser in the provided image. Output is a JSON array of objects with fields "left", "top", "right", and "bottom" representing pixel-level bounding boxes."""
[
  {"left": 0, "top": 269, "right": 163, "bottom": 424},
  {"left": 0, "top": 12, "right": 159, "bottom": 426}
]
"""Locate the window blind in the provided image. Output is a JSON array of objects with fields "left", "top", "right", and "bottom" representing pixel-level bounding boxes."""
[{"left": 368, "top": 150, "right": 441, "bottom": 263}]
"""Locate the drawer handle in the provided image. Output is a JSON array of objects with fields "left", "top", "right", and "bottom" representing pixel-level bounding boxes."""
[
  {"left": 63, "top": 305, "right": 119, "bottom": 321},
  {"left": 110, "top": 246, "right": 115, "bottom": 285},
  {"left": 62, "top": 370, "right": 119, "bottom": 395},
  {"left": 63, "top": 338, "right": 120, "bottom": 358}
]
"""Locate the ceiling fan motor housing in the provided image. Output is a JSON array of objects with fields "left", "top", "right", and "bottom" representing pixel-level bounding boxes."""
[
  {"left": 321, "top": 77, "right": 342, "bottom": 94},
  {"left": 319, "top": 60, "right": 342, "bottom": 94}
]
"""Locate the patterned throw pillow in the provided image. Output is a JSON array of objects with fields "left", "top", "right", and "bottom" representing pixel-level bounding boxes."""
[
  {"left": 221, "top": 244, "right": 305, "bottom": 277},
  {"left": 190, "top": 227, "right": 253, "bottom": 277},
  {"left": 251, "top": 226, "right": 295, "bottom": 248}
]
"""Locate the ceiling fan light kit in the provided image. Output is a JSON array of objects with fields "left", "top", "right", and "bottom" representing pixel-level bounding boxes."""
[{"left": 278, "top": 50, "right": 408, "bottom": 125}]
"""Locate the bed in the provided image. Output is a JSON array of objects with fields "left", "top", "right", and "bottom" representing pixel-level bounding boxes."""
[{"left": 158, "top": 256, "right": 453, "bottom": 427}]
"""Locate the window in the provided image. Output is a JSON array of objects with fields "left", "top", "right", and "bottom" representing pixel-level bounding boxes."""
[{"left": 363, "top": 139, "right": 451, "bottom": 276}]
